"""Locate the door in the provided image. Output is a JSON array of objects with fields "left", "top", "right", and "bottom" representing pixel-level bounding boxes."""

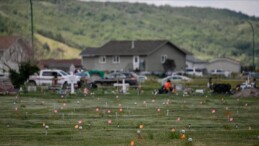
[
  {"left": 133, "top": 56, "right": 140, "bottom": 70},
  {"left": 41, "top": 71, "right": 55, "bottom": 86}
]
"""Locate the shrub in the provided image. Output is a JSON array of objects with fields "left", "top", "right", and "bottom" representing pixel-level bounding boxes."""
[{"left": 9, "top": 61, "right": 39, "bottom": 89}]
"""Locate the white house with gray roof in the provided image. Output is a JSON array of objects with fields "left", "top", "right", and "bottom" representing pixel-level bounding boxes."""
[
  {"left": 207, "top": 57, "right": 241, "bottom": 73},
  {"left": 80, "top": 40, "right": 188, "bottom": 72},
  {"left": 186, "top": 56, "right": 241, "bottom": 74}
]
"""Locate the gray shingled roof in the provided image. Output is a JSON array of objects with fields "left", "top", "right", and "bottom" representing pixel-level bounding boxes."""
[
  {"left": 80, "top": 40, "right": 189, "bottom": 56},
  {"left": 80, "top": 47, "right": 98, "bottom": 56}
]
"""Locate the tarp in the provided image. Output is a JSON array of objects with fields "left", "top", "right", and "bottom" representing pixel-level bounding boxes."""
[{"left": 88, "top": 70, "right": 105, "bottom": 79}]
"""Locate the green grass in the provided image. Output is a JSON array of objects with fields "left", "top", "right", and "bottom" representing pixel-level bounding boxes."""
[{"left": 0, "top": 86, "right": 258, "bottom": 146}]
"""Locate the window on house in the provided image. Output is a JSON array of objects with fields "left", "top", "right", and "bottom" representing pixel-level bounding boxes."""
[
  {"left": 99, "top": 56, "right": 106, "bottom": 64},
  {"left": 161, "top": 55, "right": 167, "bottom": 63},
  {"left": 112, "top": 56, "right": 120, "bottom": 64}
]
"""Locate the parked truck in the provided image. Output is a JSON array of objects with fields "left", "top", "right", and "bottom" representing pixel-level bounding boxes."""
[{"left": 27, "top": 69, "right": 80, "bottom": 88}]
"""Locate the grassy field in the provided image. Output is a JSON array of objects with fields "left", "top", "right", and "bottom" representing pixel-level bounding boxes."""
[{"left": 0, "top": 85, "right": 258, "bottom": 146}]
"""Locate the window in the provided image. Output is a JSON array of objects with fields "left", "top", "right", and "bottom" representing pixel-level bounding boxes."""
[
  {"left": 99, "top": 56, "right": 106, "bottom": 64},
  {"left": 161, "top": 55, "right": 167, "bottom": 63},
  {"left": 135, "top": 57, "right": 138, "bottom": 63},
  {"left": 112, "top": 56, "right": 120, "bottom": 64},
  {"left": 42, "top": 71, "right": 52, "bottom": 76},
  {"left": 186, "top": 69, "right": 194, "bottom": 72}
]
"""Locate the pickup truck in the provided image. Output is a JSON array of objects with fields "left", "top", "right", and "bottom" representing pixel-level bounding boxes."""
[{"left": 27, "top": 69, "right": 80, "bottom": 88}]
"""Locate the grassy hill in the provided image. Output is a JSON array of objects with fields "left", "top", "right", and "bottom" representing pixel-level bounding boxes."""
[
  {"left": 0, "top": 0, "right": 258, "bottom": 65},
  {"left": 35, "top": 34, "right": 81, "bottom": 59}
]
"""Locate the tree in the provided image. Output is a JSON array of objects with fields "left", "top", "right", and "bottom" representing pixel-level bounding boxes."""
[{"left": 9, "top": 61, "right": 39, "bottom": 89}]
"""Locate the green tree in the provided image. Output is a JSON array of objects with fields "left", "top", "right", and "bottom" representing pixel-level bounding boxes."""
[{"left": 9, "top": 62, "right": 39, "bottom": 89}]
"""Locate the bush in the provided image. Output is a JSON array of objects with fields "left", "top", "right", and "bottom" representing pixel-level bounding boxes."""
[
  {"left": 43, "top": 42, "right": 50, "bottom": 51},
  {"left": 9, "top": 61, "right": 39, "bottom": 89},
  {"left": 212, "top": 83, "right": 231, "bottom": 94}
]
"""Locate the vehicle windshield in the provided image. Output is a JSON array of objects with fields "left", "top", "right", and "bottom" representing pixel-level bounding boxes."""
[
  {"left": 186, "top": 69, "right": 193, "bottom": 72},
  {"left": 123, "top": 73, "right": 134, "bottom": 78},
  {"left": 60, "top": 70, "right": 69, "bottom": 76}
]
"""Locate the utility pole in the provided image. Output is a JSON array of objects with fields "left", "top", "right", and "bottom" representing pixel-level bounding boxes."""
[
  {"left": 247, "top": 21, "right": 255, "bottom": 71},
  {"left": 29, "top": 0, "right": 34, "bottom": 49}
]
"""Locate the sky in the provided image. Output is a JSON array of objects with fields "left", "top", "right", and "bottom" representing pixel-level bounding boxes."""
[{"left": 80, "top": 0, "right": 259, "bottom": 17}]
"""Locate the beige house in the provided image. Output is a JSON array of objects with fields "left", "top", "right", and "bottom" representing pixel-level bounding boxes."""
[
  {"left": 0, "top": 36, "right": 34, "bottom": 72},
  {"left": 80, "top": 40, "right": 188, "bottom": 72},
  {"left": 206, "top": 57, "right": 241, "bottom": 73}
]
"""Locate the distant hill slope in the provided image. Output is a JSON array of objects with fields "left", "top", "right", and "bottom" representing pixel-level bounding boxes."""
[
  {"left": 35, "top": 34, "right": 81, "bottom": 59},
  {"left": 0, "top": 0, "right": 258, "bottom": 65}
]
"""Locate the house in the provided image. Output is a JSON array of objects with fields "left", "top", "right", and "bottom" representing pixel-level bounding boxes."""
[
  {"left": 38, "top": 59, "right": 82, "bottom": 72},
  {"left": 0, "top": 36, "right": 34, "bottom": 72},
  {"left": 80, "top": 40, "right": 188, "bottom": 72},
  {"left": 206, "top": 57, "right": 241, "bottom": 73},
  {"left": 186, "top": 55, "right": 208, "bottom": 69}
]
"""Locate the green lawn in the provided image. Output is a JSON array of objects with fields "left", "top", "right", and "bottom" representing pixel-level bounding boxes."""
[{"left": 0, "top": 87, "right": 258, "bottom": 146}]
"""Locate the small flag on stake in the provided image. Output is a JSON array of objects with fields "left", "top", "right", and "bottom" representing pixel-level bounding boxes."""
[
  {"left": 130, "top": 140, "right": 135, "bottom": 146},
  {"left": 96, "top": 107, "right": 99, "bottom": 112}
]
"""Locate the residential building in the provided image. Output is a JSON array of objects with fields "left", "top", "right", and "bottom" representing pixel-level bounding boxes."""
[
  {"left": 186, "top": 55, "right": 208, "bottom": 69},
  {"left": 38, "top": 59, "right": 82, "bottom": 72},
  {"left": 206, "top": 57, "right": 241, "bottom": 73},
  {"left": 0, "top": 36, "right": 34, "bottom": 72},
  {"left": 80, "top": 40, "right": 188, "bottom": 72}
]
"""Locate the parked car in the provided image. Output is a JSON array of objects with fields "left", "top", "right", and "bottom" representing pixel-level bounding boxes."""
[
  {"left": 140, "top": 71, "right": 152, "bottom": 76},
  {"left": 106, "top": 72, "right": 127, "bottom": 79},
  {"left": 185, "top": 68, "right": 203, "bottom": 77},
  {"left": 158, "top": 75, "right": 192, "bottom": 86},
  {"left": 0, "top": 72, "right": 9, "bottom": 80},
  {"left": 93, "top": 72, "right": 138, "bottom": 86},
  {"left": 210, "top": 69, "right": 231, "bottom": 77},
  {"left": 27, "top": 69, "right": 81, "bottom": 88},
  {"left": 129, "top": 72, "right": 148, "bottom": 83},
  {"left": 249, "top": 72, "right": 259, "bottom": 79},
  {"left": 75, "top": 72, "right": 90, "bottom": 79}
]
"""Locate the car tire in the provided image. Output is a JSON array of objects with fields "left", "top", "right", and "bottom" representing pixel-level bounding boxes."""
[{"left": 62, "top": 82, "right": 68, "bottom": 89}]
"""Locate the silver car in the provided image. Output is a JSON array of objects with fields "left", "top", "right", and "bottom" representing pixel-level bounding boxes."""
[{"left": 158, "top": 75, "right": 192, "bottom": 86}]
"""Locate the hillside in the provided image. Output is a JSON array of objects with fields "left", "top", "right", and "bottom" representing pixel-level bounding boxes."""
[
  {"left": 0, "top": 0, "right": 258, "bottom": 66},
  {"left": 35, "top": 34, "right": 81, "bottom": 59}
]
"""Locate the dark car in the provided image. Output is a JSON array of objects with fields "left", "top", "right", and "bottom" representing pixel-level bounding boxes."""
[
  {"left": 93, "top": 72, "right": 138, "bottom": 87},
  {"left": 249, "top": 72, "right": 259, "bottom": 79},
  {"left": 105, "top": 72, "right": 138, "bottom": 86}
]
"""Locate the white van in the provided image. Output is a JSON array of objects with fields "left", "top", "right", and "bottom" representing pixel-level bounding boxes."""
[
  {"left": 185, "top": 68, "right": 203, "bottom": 77},
  {"left": 210, "top": 69, "right": 231, "bottom": 77}
]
